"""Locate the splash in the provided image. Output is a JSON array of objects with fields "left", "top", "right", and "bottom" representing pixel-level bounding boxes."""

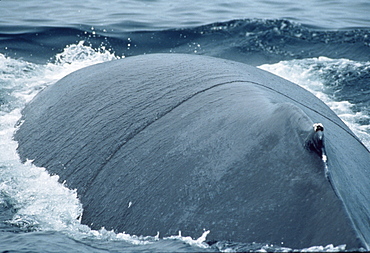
[
  {"left": 0, "top": 42, "right": 118, "bottom": 233},
  {"left": 164, "top": 230, "right": 210, "bottom": 249},
  {"left": 52, "top": 41, "right": 121, "bottom": 74}
]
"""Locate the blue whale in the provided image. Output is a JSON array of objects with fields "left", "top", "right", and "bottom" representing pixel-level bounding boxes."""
[{"left": 15, "top": 54, "right": 370, "bottom": 249}]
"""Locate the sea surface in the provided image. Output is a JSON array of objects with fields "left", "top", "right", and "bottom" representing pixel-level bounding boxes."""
[{"left": 1, "top": 0, "right": 370, "bottom": 252}]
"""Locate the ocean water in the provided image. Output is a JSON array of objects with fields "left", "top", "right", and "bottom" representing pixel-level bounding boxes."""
[{"left": 1, "top": 0, "right": 370, "bottom": 252}]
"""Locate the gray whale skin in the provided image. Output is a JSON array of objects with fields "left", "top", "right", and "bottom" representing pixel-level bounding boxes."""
[{"left": 14, "top": 54, "right": 370, "bottom": 250}]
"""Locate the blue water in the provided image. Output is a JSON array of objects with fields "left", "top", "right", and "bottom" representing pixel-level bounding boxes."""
[{"left": 1, "top": 0, "right": 370, "bottom": 252}]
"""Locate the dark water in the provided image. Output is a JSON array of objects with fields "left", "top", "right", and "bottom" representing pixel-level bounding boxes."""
[{"left": 0, "top": 0, "right": 370, "bottom": 252}]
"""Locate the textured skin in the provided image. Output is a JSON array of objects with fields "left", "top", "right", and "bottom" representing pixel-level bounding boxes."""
[{"left": 15, "top": 54, "right": 369, "bottom": 249}]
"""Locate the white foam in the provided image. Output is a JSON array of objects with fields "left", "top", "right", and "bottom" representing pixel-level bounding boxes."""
[
  {"left": 0, "top": 42, "right": 119, "bottom": 234},
  {"left": 164, "top": 230, "right": 210, "bottom": 249},
  {"left": 0, "top": 106, "right": 83, "bottom": 232},
  {"left": 298, "top": 244, "right": 347, "bottom": 252},
  {"left": 215, "top": 242, "right": 346, "bottom": 252},
  {"left": 259, "top": 57, "right": 370, "bottom": 149}
]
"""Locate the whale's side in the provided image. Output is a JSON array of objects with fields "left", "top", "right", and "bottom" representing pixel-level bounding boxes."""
[{"left": 14, "top": 54, "right": 370, "bottom": 249}]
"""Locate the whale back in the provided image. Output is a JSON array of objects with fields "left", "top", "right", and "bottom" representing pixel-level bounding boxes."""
[{"left": 15, "top": 54, "right": 370, "bottom": 249}]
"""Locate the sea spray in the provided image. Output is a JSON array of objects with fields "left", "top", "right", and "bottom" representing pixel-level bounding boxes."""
[{"left": 0, "top": 42, "right": 117, "bottom": 233}]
